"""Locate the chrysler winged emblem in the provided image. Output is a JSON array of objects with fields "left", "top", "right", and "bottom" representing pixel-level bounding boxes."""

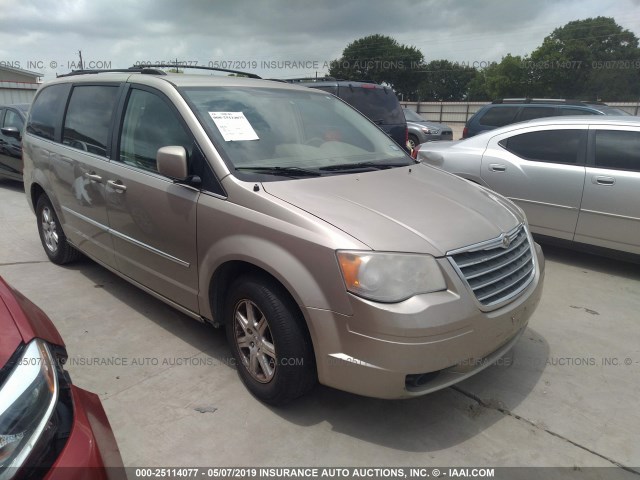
[{"left": 500, "top": 233, "right": 511, "bottom": 249}]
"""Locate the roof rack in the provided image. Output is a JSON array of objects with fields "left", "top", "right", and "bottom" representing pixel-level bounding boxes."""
[
  {"left": 145, "top": 64, "right": 262, "bottom": 79},
  {"left": 282, "top": 76, "right": 340, "bottom": 83},
  {"left": 57, "top": 67, "right": 167, "bottom": 78},
  {"left": 492, "top": 98, "right": 607, "bottom": 106},
  {"left": 57, "top": 64, "right": 262, "bottom": 79},
  {"left": 278, "top": 77, "right": 383, "bottom": 86}
]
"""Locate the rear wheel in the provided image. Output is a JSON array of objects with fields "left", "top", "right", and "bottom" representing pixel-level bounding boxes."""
[
  {"left": 225, "top": 274, "right": 316, "bottom": 405},
  {"left": 408, "top": 134, "right": 419, "bottom": 150},
  {"left": 36, "top": 195, "right": 81, "bottom": 265}
]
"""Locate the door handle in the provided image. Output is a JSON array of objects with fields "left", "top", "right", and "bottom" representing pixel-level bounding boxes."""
[
  {"left": 593, "top": 175, "right": 615, "bottom": 186},
  {"left": 107, "top": 180, "right": 127, "bottom": 192},
  {"left": 84, "top": 172, "right": 102, "bottom": 182},
  {"left": 489, "top": 164, "right": 507, "bottom": 172}
]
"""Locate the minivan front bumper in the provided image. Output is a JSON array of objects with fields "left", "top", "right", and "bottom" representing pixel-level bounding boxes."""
[{"left": 308, "top": 243, "right": 544, "bottom": 399}]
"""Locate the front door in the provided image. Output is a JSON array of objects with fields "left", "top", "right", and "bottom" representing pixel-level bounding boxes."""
[
  {"left": 105, "top": 87, "right": 200, "bottom": 312},
  {"left": 481, "top": 127, "right": 587, "bottom": 240}
]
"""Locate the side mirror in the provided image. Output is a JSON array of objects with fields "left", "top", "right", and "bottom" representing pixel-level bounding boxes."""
[
  {"left": 157, "top": 146, "right": 188, "bottom": 180},
  {"left": 1, "top": 127, "right": 21, "bottom": 140}
]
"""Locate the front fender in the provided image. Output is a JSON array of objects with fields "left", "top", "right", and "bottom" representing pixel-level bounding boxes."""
[{"left": 197, "top": 234, "right": 354, "bottom": 322}]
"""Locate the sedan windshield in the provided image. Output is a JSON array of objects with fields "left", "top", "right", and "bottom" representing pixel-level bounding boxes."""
[
  {"left": 597, "top": 106, "right": 632, "bottom": 116},
  {"left": 403, "top": 108, "right": 426, "bottom": 122},
  {"left": 182, "top": 87, "right": 411, "bottom": 180}
]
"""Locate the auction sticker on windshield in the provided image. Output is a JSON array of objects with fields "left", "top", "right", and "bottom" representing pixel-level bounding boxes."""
[{"left": 209, "top": 112, "right": 259, "bottom": 141}]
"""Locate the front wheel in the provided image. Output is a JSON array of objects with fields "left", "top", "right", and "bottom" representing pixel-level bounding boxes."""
[
  {"left": 225, "top": 274, "right": 316, "bottom": 405},
  {"left": 36, "top": 195, "right": 81, "bottom": 265}
]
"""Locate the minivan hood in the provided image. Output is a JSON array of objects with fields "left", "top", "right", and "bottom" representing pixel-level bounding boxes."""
[{"left": 262, "top": 164, "right": 522, "bottom": 256}]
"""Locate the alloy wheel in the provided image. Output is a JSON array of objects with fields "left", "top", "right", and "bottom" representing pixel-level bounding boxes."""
[
  {"left": 41, "top": 206, "right": 59, "bottom": 253},
  {"left": 233, "top": 299, "right": 277, "bottom": 383}
]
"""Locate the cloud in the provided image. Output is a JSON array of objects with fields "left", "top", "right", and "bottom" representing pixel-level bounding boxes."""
[{"left": 0, "top": 0, "right": 638, "bottom": 79}]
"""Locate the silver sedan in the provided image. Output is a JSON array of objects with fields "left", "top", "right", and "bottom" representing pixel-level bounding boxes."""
[{"left": 415, "top": 116, "right": 640, "bottom": 256}]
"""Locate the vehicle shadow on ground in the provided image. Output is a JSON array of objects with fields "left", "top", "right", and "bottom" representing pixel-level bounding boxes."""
[
  {"left": 538, "top": 242, "right": 640, "bottom": 280},
  {"left": 68, "top": 255, "right": 551, "bottom": 453},
  {"left": 0, "top": 179, "right": 25, "bottom": 193},
  {"left": 66, "top": 257, "right": 231, "bottom": 363},
  {"left": 273, "top": 327, "right": 548, "bottom": 452}
]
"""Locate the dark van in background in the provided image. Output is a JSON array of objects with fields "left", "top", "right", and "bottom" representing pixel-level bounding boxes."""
[
  {"left": 463, "top": 98, "right": 631, "bottom": 138},
  {"left": 288, "top": 79, "right": 408, "bottom": 150}
]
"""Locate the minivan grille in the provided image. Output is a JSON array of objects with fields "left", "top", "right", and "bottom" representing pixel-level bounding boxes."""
[{"left": 449, "top": 225, "right": 534, "bottom": 308}]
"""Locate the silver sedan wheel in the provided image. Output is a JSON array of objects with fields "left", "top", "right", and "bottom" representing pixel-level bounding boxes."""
[
  {"left": 41, "top": 206, "right": 59, "bottom": 253},
  {"left": 233, "top": 299, "right": 277, "bottom": 383}
]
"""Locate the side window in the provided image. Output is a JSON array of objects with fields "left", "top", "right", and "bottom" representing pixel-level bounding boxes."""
[
  {"left": 478, "top": 107, "right": 519, "bottom": 127},
  {"left": 63, "top": 85, "right": 119, "bottom": 157},
  {"left": 517, "top": 106, "right": 555, "bottom": 121},
  {"left": 3, "top": 110, "right": 24, "bottom": 130},
  {"left": 559, "top": 108, "right": 598, "bottom": 116},
  {"left": 26, "top": 84, "right": 69, "bottom": 141},
  {"left": 119, "top": 89, "right": 192, "bottom": 173},
  {"left": 503, "top": 129, "right": 584, "bottom": 164},
  {"left": 595, "top": 130, "right": 640, "bottom": 172}
]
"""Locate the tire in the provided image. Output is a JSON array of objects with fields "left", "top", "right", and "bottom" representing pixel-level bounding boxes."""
[
  {"left": 225, "top": 274, "right": 316, "bottom": 405},
  {"left": 408, "top": 134, "right": 419, "bottom": 150},
  {"left": 36, "top": 195, "right": 81, "bottom": 265}
]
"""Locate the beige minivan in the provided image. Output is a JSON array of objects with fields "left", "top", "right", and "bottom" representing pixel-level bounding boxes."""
[{"left": 23, "top": 68, "right": 544, "bottom": 405}]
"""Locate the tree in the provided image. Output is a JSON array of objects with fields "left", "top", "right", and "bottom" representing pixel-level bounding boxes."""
[
  {"left": 469, "top": 55, "right": 532, "bottom": 100},
  {"left": 528, "top": 17, "right": 640, "bottom": 100},
  {"left": 329, "top": 34, "right": 423, "bottom": 97},
  {"left": 415, "top": 60, "right": 478, "bottom": 101}
]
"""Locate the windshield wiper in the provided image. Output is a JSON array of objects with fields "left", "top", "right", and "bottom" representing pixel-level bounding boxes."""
[
  {"left": 319, "top": 161, "right": 410, "bottom": 172},
  {"left": 235, "top": 166, "right": 322, "bottom": 177}
]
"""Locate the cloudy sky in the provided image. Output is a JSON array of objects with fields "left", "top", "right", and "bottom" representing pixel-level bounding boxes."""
[{"left": 1, "top": 0, "right": 639, "bottom": 80}]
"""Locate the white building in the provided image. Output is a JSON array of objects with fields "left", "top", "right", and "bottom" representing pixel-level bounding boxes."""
[{"left": 0, "top": 65, "right": 43, "bottom": 104}]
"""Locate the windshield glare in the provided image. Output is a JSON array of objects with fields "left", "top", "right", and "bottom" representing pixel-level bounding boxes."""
[
  {"left": 403, "top": 108, "right": 426, "bottom": 122},
  {"left": 182, "top": 87, "right": 411, "bottom": 179}
]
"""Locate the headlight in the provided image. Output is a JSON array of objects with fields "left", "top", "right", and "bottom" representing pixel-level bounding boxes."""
[
  {"left": 337, "top": 251, "right": 446, "bottom": 303},
  {"left": 0, "top": 339, "right": 58, "bottom": 477},
  {"left": 422, "top": 127, "right": 440, "bottom": 135}
]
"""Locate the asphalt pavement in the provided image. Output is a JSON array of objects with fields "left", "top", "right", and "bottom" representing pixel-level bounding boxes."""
[{"left": 0, "top": 179, "right": 638, "bottom": 477}]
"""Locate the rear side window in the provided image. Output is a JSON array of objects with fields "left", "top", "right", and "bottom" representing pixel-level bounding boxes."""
[
  {"left": 478, "top": 106, "right": 518, "bottom": 127},
  {"left": 517, "top": 106, "right": 555, "bottom": 121},
  {"left": 339, "top": 86, "right": 404, "bottom": 125},
  {"left": 502, "top": 129, "right": 584, "bottom": 164},
  {"left": 26, "top": 84, "right": 69, "bottom": 141},
  {"left": 63, "top": 85, "right": 119, "bottom": 157},
  {"left": 595, "top": 130, "right": 640, "bottom": 172},
  {"left": 559, "top": 108, "right": 598, "bottom": 116}
]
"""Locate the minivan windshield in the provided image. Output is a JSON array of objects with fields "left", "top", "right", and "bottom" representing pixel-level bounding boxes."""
[{"left": 182, "top": 87, "right": 411, "bottom": 180}]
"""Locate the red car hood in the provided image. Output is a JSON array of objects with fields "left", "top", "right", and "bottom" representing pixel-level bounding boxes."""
[{"left": 0, "top": 277, "right": 64, "bottom": 369}]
